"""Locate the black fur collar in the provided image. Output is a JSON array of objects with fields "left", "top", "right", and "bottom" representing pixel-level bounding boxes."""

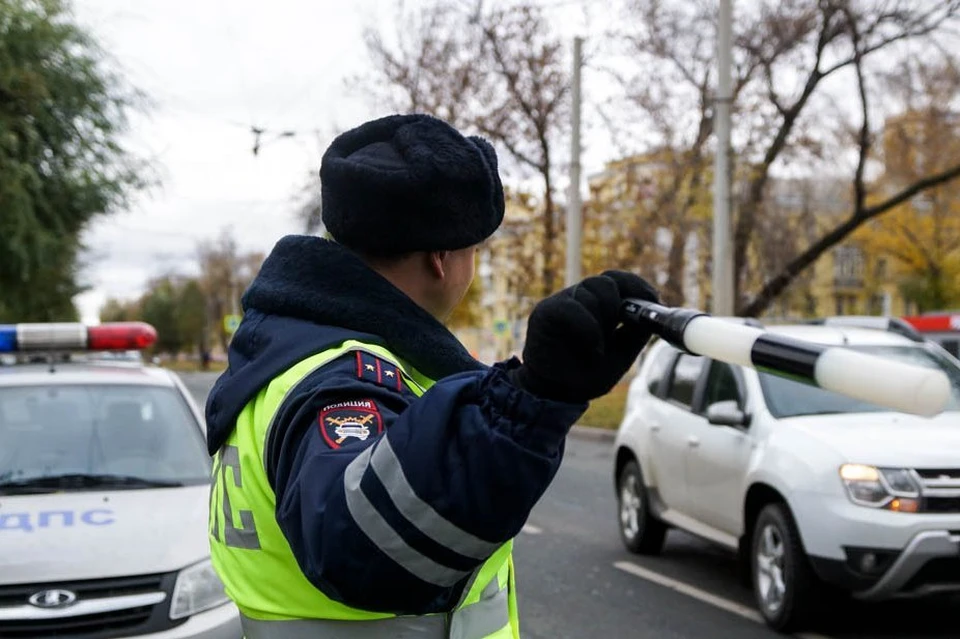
[{"left": 242, "top": 235, "right": 486, "bottom": 380}]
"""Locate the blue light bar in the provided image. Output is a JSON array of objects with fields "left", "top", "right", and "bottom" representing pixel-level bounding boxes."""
[{"left": 0, "top": 325, "right": 15, "bottom": 353}]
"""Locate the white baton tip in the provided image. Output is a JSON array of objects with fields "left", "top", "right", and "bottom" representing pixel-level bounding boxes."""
[
  {"left": 814, "top": 348, "right": 952, "bottom": 417},
  {"left": 683, "top": 316, "right": 763, "bottom": 367}
]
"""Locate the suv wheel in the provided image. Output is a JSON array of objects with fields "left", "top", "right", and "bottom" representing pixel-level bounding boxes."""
[
  {"left": 751, "top": 503, "right": 818, "bottom": 632},
  {"left": 617, "top": 459, "right": 667, "bottom": 555}
]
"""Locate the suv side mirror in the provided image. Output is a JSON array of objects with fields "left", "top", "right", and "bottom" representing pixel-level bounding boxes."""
[{"left": 706, "top": 400, "right": 749, "bottom": 427}]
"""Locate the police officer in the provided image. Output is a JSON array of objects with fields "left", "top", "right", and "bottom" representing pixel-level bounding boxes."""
[{"left": 205, "top": 113, "right": 659, "bottom": 638}]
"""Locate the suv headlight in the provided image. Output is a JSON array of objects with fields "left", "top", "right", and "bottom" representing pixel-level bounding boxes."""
[
  {"left": 170, "top": 559, "right": 230, "bottom": 620},
  {"left": 839, "top": 464, "right": 921, "bottom": 512}
]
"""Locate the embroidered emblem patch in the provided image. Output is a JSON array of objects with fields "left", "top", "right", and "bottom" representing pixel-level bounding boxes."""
[{"left": 318, "top": 399, "right": 383, "bottom": 449}]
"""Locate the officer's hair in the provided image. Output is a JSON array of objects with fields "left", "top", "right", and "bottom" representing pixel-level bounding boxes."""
[
  {"left": 347, "top": 244, "right": 415, "bottom": 269},
  {"left": 325, "top": 232, "right": 410, "bottom": 267}
]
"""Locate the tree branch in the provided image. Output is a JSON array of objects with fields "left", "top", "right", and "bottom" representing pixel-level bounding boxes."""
[
  {"left": 731, "top": 4, "right": 841, "bottom": 294},
  {"left": 739, "top": 161, "right": 960, "bottom": 317},
  {"left": 475, "top": 121, "right": 542, "bottom": 170},
  {"left": 845, "top": 6, "right": 871, "bottom": 214}
]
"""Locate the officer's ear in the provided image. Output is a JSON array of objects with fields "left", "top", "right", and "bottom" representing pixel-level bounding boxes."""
[{"left": 427, "top": 251, "right": 449, "bottom": 280}]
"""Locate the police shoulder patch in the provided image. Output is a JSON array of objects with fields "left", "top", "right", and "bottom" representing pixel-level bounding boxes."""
[{"left": 318, "top": 399, "right": 384, "bottom": 449}]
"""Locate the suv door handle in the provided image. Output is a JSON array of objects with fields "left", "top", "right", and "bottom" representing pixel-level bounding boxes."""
[
  {"left": 650, "top": 423, "right": 661, "bottom": 433},
  {"left": 687, "top": 436, "right": 700, "bottom": 448}
]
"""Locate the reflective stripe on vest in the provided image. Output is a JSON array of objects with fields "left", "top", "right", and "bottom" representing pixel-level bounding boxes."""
[
  {"left": 240, "top": 578, "right": 510, "bottom": 639},
  {"left": 342, "top": 437, "right": 503, "bottom": 587},
  {"left": 209, "top": 339, "right": 520, "bottom": 639}
]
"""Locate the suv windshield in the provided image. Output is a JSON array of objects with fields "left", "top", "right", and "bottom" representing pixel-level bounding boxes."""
[
  {"left": 759, "top": 345, "right": 960, "bottom": 419},
  {"left": 0, "top": 384, "right": 211, "bottom": 492}
]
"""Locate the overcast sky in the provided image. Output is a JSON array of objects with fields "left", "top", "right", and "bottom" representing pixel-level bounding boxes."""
[{"left": 69, "top": 0, "right": 612, "bottom": 323}]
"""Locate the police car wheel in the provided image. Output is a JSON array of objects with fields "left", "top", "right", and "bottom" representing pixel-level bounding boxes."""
[
  {"left": 617, "top": 459, "right": 667, "bottom": 555},
  {"left": 751, "top": 503, "right": 820, "bottom": 632}
]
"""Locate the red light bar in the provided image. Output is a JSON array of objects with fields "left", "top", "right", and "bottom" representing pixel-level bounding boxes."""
[
  {"left": 902, "top": 315, "right": 960, "bottom": 333},
  {"left": 87, "top": 322, "right": 157, "bottom": 351},
  {"left": 0, "top": 322, "right": 158, "bottom": 353}
]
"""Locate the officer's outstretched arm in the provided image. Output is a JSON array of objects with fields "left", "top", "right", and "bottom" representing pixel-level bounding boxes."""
[{"left": 267, "top": 353, "right": 586, "bottom": 615}]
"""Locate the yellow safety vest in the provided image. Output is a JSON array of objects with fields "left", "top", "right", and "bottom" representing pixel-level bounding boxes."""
[{"left": 209, "top": 339, "right": 519, "bottom": 638}]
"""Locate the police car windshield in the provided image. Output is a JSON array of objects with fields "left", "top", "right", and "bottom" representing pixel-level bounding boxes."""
[
  {"left": 759, "top": 345, "right": 960, "bottom": 419},
  {"left": 0, "top": 384, "right": 211, "bottom": 492}
]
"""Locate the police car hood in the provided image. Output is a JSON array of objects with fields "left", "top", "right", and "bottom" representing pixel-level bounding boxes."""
[
  {"left": 204, "top": 236, "right": 484, "bottom": 454},
  {"left": 0, "top": 485, "right": 210, "bottom": 585}
]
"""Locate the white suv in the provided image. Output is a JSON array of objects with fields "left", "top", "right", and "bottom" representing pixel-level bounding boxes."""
[{"left": 612, "top": 318, "right": 960, "bottom": 633}]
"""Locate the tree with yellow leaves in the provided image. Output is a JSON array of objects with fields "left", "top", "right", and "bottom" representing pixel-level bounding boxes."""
[
  {"left": 856, "top": 110, "right": 960, "bottom": 311},
  {"left": 859, "top": 199, "right": 960, "bottom": 312}
]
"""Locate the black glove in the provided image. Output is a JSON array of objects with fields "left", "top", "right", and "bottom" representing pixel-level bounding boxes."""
[{"left": 511, "top": 271, "right": 659, "bottom": 403}]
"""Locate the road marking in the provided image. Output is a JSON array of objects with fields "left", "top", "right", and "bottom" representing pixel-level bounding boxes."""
[
  {"left": 521, "top": 524, "right": 543, "bottom": 535},
  {"left": 614, "top": 561, "right": 763, "bottom": 622},
  {"left": 613, "top": 561, "right": 834, "bottom": 639}
]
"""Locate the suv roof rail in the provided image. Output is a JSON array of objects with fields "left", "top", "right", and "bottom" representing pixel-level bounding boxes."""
[
  {"left": 802, "top": 315, "right": 924, "bottom": 343},
  {"left": 708, "top": 316, "right": 765, "bottom": 328}
]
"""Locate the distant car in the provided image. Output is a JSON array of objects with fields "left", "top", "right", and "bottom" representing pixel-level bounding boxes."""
[
  {"left": 902, "top": 311, "right": 960, "bottom": 358},
  {"left": 612, "top": 318, "right": 960, "bottom": 632},
  {"left": 0, "top": 322, "right": 241, "bottom": 639}
]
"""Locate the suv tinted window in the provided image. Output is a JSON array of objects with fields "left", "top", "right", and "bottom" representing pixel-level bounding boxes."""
[
  {"left": 759, "top": 344, "right": 960, "bottom": 418},
  {"left": 667, "top": 354, "right": 705, "bottom": 408},
  {"left": 644, "top": 345, "right": 676, "bottom": 395},
  {"left": 703, "top": 361, "right": 743, "bottom": 410}
]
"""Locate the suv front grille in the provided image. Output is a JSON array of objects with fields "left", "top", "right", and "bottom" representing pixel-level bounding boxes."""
[
  {"left": 924, "top": 496, "right": 960, "bottom": 513},
  {"left": 0, "top": 572, "right": 183, "bottom": 639},
  {"left": 914, "top": 468, "right": 960, "bottom": 482},
  {"left": 912, "top": 468, "right": 960, "bottom": 513}
]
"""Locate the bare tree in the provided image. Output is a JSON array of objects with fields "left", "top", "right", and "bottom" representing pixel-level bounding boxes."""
[
  {"left": 737, "top": 1, "right": 960, "bottom": 316},
  {"left": 603, "top": 0, "right": 763, "bottom": 304},
  {"left": 360, "top": 1, "right": 490, "bottom": 128},
  {"left": 356, "top": 0, "right": 571, "bottom": 296},
  {"left": 472, "top": 4, "right": 571, "bottom": 293},
  {"left": 611, "top": 0, "right": 960, "bottom": 316},
  {"left": 295, "top": 174, "right": 323, "bottom": 235},
  {"left": 197, "top": 229, "right": 264, "bottom": 351}
]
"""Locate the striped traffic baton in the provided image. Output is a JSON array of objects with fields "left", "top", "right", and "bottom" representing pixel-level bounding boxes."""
[{"left": 620, "top": 299, "right": 951, "bottom": 418}]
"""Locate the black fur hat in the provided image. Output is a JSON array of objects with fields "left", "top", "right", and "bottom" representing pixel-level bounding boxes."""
[{"left": 320, "top": 114, "right": 505, "bottom": 254}]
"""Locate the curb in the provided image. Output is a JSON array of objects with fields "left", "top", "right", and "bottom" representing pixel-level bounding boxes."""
[{"left": 569, "top": 425, "right": 617, "bottom": 442}]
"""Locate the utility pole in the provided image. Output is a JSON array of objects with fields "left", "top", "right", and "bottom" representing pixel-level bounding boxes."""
[
  {"left": 712, "top": 0, "right": 735, "bottom": 316},
  {"left": 566, "top": 36, "right": 583, "bottom": 288}
]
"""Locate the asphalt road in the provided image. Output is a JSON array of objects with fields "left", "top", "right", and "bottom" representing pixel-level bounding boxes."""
[{"left": 182, "top": 372, "right": 956, "bottom": 639}]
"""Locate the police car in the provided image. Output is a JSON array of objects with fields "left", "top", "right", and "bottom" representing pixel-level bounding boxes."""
[{"left": 0, "top": 322, "right": 242, "bottom": 638}]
